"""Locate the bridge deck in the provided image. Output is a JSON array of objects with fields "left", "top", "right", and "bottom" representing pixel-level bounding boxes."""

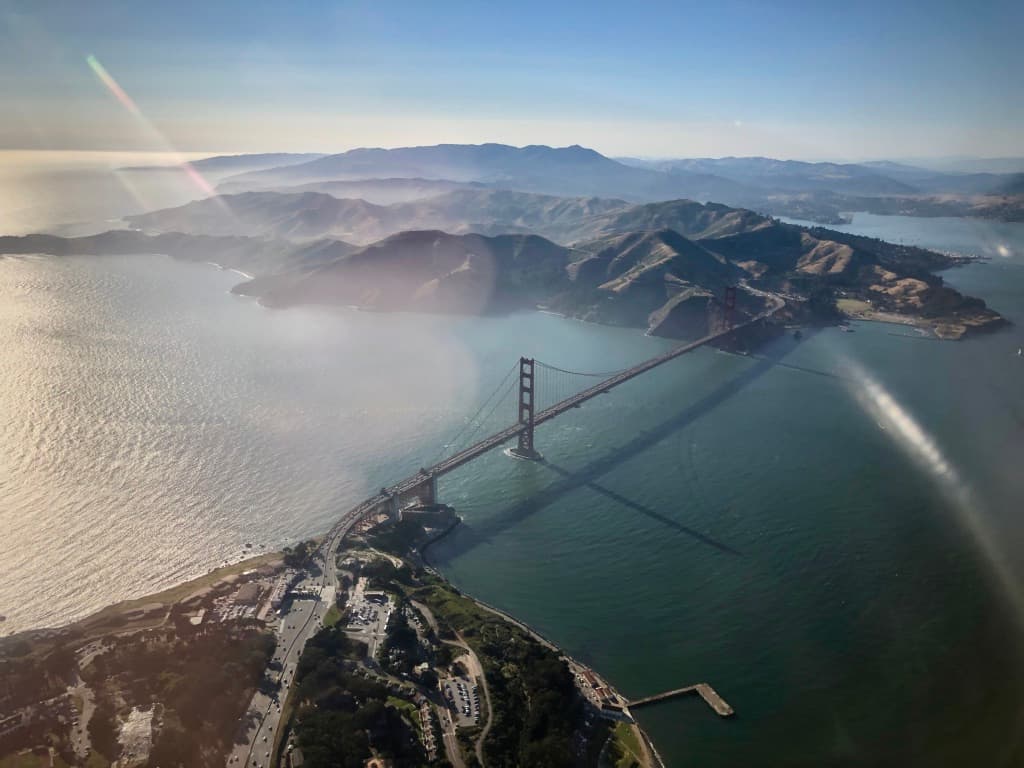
[
  {"left": 427, "top": 319, "right": 755, "bottom": 477},
  {"left": 329, "top": 313, "right": 769, "bottom": 542}
]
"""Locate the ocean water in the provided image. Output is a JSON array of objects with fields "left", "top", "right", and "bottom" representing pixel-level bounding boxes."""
[
  {"left": 1, "top": 204, "right": 1023, "bottom": 765},
  {"left": 0, "top": 150, "right": 217, "bottom": 236},
  {"left": 0, "top": 252, "right": 671, "bottom": 633},
  {"left": 432, "top": 213, "right": 1024, "bottom": 766}
]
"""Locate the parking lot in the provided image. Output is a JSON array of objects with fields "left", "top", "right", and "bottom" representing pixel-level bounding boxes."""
[
  {"left": 442, "top": 675, "right": 480, "bottom": 728},
  {"left": 344, "top": 577, "right": 392, "bottom": 658}
]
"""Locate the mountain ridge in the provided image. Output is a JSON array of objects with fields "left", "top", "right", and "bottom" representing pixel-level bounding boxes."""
[
  {"left": 208, "top": 144, "right": 1024, "bottom": 225},
  {"left": 124, "top": 189, "right": 771, "bottom": 245}
]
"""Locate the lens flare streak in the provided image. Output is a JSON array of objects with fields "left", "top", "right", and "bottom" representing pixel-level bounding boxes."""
[
  {"left": 85, "top": 54, "right": 225, "bottom": 207},
  {"left": 86, "top": 55, "right": 141, "bottom": 117},
  {"left": 843, "top": 359, "right": 1024, "bottom": 622}
]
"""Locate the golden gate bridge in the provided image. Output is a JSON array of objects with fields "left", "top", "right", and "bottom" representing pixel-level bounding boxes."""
[{"left": 325, "top": 287, "right": 780, "bottom": 542}]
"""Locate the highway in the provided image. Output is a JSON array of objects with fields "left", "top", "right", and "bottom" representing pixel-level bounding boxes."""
[{"left": 227, "top": 533, "right": 344, "bottom": 767}]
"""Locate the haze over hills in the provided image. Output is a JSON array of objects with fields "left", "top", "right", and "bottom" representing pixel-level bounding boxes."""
[
  {"left": 229, "top": 217, "right": 1003, "bottom": 340},
  {"left": 8, "top": 192, "right": 1001, "bottom": 341},
  {"left": 216, "top": 177, "right": 489, "bottom": 204},
  {"left": 214, "top": 144, "right": 1024, "bottom": 225},
  {"left": 617, "top": 156, "right": 920, "bottom": 196},
  {"left": 997, "top": 174, "right": 1024, "bottom": 195},
  {"left": 123, "top": 152, "right": 326, "bottom": 176},
  {"left": 618, "top": 155, "right": 1024, "bottom": 195},
  {"left": 5, "top": 142, "right": 1009, "bottom": 342},
  {"left": 94, "top": 146, "right": 1008, "bottom": 342},
  {"left": 0, "top": 230, "right": 359, "bottom": 278},
  {"left": 224, "top": 143, "right": 752, "bottom": 204},
  {"left": 124, "top": 189, "right": 767, "bottom": 245}
]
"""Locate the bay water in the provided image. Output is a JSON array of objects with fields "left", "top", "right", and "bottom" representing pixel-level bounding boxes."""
[{"left": 1, "top": 201, "right": 1023, "bottom": 764}]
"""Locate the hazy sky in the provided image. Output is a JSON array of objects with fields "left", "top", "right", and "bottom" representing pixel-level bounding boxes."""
[{"left": 2, "top": 0, "right": 1021, "bottom": 160}]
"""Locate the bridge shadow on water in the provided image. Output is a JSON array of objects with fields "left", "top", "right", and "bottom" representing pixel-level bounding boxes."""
[
  {"left": 436, "top": 334, "right": 824, "bottom": 562},
  {"left": 540, "top": 460, "right": 742, "bottom": 555}
]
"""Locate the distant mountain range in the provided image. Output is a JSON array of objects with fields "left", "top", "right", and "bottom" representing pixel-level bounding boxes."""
[
  {"left": 206, "top": 144, "right": 1023, "bottom": 224},
  {"left": 221, "top": 143, "right": 751, "bottom": 204},
  {"left": 124, "top": 189, "right": 768, "bottom": 245},
  {"left": 617, "top": 156, "right": 920, "bottom": 196},
  {"left": 121, "top": 153, "right": 326, "bottom": 178},
  {"left": 216, "top": 177, "right": 489, "bottom": 204},
  {"left": 9, "top": 143, "right": 1011, "bottom": 342},
  {"left": 4, "top": 196, "right": 1003, "bottom": 340}
]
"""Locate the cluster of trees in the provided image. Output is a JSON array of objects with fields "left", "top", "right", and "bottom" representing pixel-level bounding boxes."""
[
  {"left": 0, "top": 642, "right": 80, "bottom": 758},
  {"left": 475, "top": 623, "right": 577, "bottom": 767},
  {"left": 0, "top": 642, "right": 76, "bottom": 711},
  {"left": 368, "top": 518, "right": 430, "bottom": 554},
  {"left": 329, "top": 554, "right": 597, "bottom": 767},
  {"left": 379, "top": 605, "right": 422, "bottom": 678},
  {"left": 87, "top": 699, "right": 120, "bottom": 761},
  {"left": 360, "top": 557, "right": 414, "bottom": 588},
  {"left": 284, "top": 539, "right": 316, "bottom": 569},
  {"left": 415, "top": 580, "right": 582, "bottom": 768},
  {"left": 292, "top": 626, "right": 431, "bottom": 767},
  {"left": 85, "top": 625, "right": 276, "bottom": 767}
]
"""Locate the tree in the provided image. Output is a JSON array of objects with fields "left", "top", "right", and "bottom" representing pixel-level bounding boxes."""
[{"left": 88, "top": 701, "right": 120, "bottom": 761}]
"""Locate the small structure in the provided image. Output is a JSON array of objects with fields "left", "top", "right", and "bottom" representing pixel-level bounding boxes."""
[
  {"left": 269, "top": 572, "right": 298, "bottom": 610},
  {"left": 235, "top": 582, "right": 261, "bottom": 605},
  {"left": 627, "top": 683, "right": 734, "bottom": 717},
  {"left": 399, "top": 502, "right": 456, "bottom": 525}
]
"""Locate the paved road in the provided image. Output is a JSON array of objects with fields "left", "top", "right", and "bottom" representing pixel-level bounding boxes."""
[
  {"left": 67, "top": 673, "right": 95, "bottom": 761},
  {"left": 227, "top": 543, "right": 343, "bottom": 768},
  {"left": 436, "top": 702, "right": 467, "bottom": 768},
  {"left": 412, "top": 600, "right": 493, "bottom": 768}
]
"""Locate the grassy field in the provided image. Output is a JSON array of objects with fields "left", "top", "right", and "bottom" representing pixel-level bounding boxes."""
[
  {"left": 386, "top": 695, "right": 422, "bottom": 736},
  {"left": 322, "top": 604, "right": 342, "bottom": 627},
  {"left": 836, "top": 297, "right": 873, "bottom": 314},
  {"left": 607, "top": 722, "right": 646, "bottom": 768}
]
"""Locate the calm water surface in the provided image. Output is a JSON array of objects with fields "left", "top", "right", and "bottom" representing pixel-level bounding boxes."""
[
  {"left": 1, "top": 211, "right": 1023, "bottom": 765},
  {"left": 434, "top": 213, "right": 1024, "bottom": 766},
  {"left": 0, "top": 150, "right": 218, "bottom": 236}
]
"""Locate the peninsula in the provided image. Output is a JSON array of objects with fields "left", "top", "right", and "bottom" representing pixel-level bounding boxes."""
[
  {"left": 0, "top": 195, "right": 1006, "bottom": 342},
  {"left": 0, "top": 509, "right": 671, "bottom": 768}
]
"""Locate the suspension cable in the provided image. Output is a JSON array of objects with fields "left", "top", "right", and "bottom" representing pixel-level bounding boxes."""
[
  {"left": 460, "top": 373, "right": 518, "bottom": 449},
  {"left": 436, "top": 357, "right": 633, "bottom": 463},
  {"left": 533, "top": 360, "right": 632, "bottom": 378},
  {"left": 436, "top": 362, "right": 518, "bottom": 461}
]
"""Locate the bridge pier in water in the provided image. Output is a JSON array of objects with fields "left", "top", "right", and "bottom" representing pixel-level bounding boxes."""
[
  {"left": 381, "top": 472, "right": 438, "bottom": 520},
  {"left": 507, "top": 356, "right": 543, "bottom": 461}
]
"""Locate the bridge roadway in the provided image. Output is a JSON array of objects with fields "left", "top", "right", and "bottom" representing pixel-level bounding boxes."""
[{"left": 324, "top": 313, "right": 769, "bottom": 545}]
